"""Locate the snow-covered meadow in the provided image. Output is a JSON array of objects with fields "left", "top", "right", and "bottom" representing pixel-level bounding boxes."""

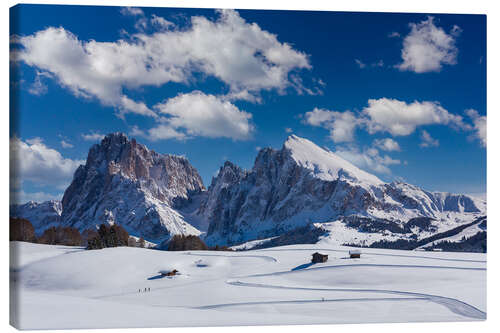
[{"left": 10, "top": 241, "right": 486, "bottom": 329}]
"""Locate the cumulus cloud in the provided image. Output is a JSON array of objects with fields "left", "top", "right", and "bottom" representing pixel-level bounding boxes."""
[
  {"left": 81, "top": 131, "right": 105, "bottom": 141},
  {"left": 131, "top": 124, "right": 187, "bottom": 141},
  {"left": 10, "top": 136, "right": 84, "bottom": 189},
  {"left": 336, "top": 146, "right": 401, "bottom": 175},
  {"left": 362, "top": 98, "right": 466, "bottom": 136},
  {"left": 388, "top": 31, "right": 401, "bottom": 38},
  {"left": 303, "top": 98, "right": 484, "bottom": 148},
  {"left": 465, "top": 109, "right": 486, "bottom": 147},
  {"left": 12, "top": 9, "right": 313, "bottom": 119},
  {"left": 397, "top": 16, "right": 460, "bottom": 73},
  {"left": 136, "top": 92, "right": 254, "bottom": 141},
  {"left": 28, "top": 71, "right": 52, "bottom": 96},
  {"left": 373, "top": 138, "right": 401, "bottom": 151},
  {"left": 304, "top": 108, "right": 360, "bottom": 143},
  {"left": 60, "top": 140, "right": 73, "bottom": 148},
  {"left": 150, "top": 15, "right": 174, "bottom": 30},
  {"left": 419, "top": 130, "right": 439, "bottom": 148}
]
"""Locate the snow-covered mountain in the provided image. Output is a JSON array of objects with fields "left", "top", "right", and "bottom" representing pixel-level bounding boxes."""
[
  {"left": 58, "top": 132, "right": 205, "bottom": 242},
  {"left": 10, "top": 200, "right": 62, "bottom": 234},
  {"left": 11, "top": 133, "right": 486, "bottom": 250},
  {"left": 200, "top": 135, "right": 486, "bottom": 246}
]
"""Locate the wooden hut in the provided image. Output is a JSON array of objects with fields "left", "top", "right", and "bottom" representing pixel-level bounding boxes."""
[
  {"left": 311, "top": 252, "right": 328, "bottom": 263},
  {"left": 349, "top": 250, "right": 361, "bottom": 258},
  {"left": 159, "top": 269, "right": 178, "bottom": 277}
]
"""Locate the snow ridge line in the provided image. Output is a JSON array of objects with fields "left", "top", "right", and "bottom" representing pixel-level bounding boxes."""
[{"left": 225, "top": 280, "right": 486, "bottom": 320}]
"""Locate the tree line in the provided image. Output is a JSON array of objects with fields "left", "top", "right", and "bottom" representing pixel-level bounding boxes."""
[
  {"left": 10, "top": 217, "right": 146, "bottom": 249},
  {"left": 159, "top": 234, "right": 233, "bottom": 251},
  {"left": 10, "top": 217, "right": 232, "bottom": 251}
]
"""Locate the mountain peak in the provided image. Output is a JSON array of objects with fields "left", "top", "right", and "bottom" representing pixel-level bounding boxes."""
[
  {"left": 100, "top": 132, "right": 130, "bottom": 145},
  {"left": 283, "top": 135, "right": 383, "bottom": 185},
  {"left": 60, "top": 133, "right": 205, "bottom": 241}
]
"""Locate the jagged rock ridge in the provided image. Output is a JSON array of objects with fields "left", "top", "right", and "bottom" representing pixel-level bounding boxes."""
[
  {"left": 11, "top": 134, "right": 486, "bottom": 250},
  {"left": 199, "top": 135, "right": 486, "bottom": 246},
  {"left": 58, "top": 132, "right": 205, "bottom": 242}
]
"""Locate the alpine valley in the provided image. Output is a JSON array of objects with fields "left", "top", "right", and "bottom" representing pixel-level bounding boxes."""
[{"left": 10, "top": 133, "right": 487, "bottom": 252}]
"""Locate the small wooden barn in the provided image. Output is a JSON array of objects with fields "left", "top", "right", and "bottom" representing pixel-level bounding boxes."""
[
  {"left": 311, "top": 252, "right": 328, "bottom": 263},
  {"left": 349, "top": 250, "right": 361, "bottom": 258},
  {"left": 159, "top": 269, "right": 178, "bottom": 277}
]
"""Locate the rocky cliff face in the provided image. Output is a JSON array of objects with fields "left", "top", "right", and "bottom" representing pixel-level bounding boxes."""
[
  {"left": 200, "top": 135, "right": 485, "bottom": 246},
  {"left": 60, "top": 133, "right": 205, "bottom": 242}
]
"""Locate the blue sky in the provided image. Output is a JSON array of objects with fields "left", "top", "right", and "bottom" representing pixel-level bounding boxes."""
[{"left": 9, "top": 5, "right": 486, "bottom": 203}]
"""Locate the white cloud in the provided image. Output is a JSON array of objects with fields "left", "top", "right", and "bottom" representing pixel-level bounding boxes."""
[
  {"left": 13, "top": 9, "right": 313, "bottom": 119},
  {"left": 285, "top": 127, "right": 293, "bottom": 133},
  {"left": 137, "top": 92, "right": 254, "bottom": 141},
  {"left": 363, "top": 98, "right": 466, "bottom": 136},
  {"left": 303, "top": 98, "right": 485, "bottom": 151},
  {"left": 60, "top": 140, "right": 73, "bottom": 148},
  {"left": 120, "top": 7, "right": 144, "bottom": 16},
  {"left": 132, "top": 124, "right": 187, "bottom": 141},
  {"left": 465, "top": 109, "right": 486, "bottom": 147},
  {"left": 28, "top": 71, "right": 51, "bottom": 96},
  {"left": 119, "top": 95, "right": 157, "bottom": 118},
  {"left": 373, "top": 138, "right": 401, "bottom": 151},
  {"left": 223, "top": 89, "right": 262, "bottom": 103},
  {"left": 388, "top": 31, "right": 401, "bottom": 38},
  {"left": 10, "top": 136, "right": 84, "bottom": 189},
  {"left": 81, "top": 131, "right": 105, "bottom": 141},
  {"left": 304, "top": 99, "right": 485, "bottom": 151},
  {"left": 304, "top": 108, "right": 360, "bottom": 143},
  {"left": 419, "top": 130, "right": 439, "bottom": 148},
  {"left": 355, "top": 59, "right": 384, "bottom": 69},
  {"left": 397, "top": 16, "right": 460, "bottom": 73},
  {"left": 336, "top": 147, "right": 400, "bottom": 175},
  {"left": 150, "top": 15, "right": 174, "bottom": 30}
]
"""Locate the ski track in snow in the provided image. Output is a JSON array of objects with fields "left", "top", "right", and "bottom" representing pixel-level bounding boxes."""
[
  {"left": 14, "top": 242, "right": 485, "bottom": 324},
  {"left": 224, "top": 280, "right": 486, "bottom": 320},
  {"left": 94, "top": 258, "right": 484, "bottom": 320},
  {"left": 196, "top": 297, "right": 425, "bottom": 309}
]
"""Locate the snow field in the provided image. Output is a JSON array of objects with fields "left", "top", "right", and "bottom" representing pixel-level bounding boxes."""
[{"left": 10, "top": 241, "right": 486, "bottom": 329}]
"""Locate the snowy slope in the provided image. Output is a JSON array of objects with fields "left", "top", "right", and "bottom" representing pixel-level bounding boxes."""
[
  {"left": 10, "top": 241, "right": 486, "bottom": 329},
  {"left": 285, "top": 135, "right": 383, "bottom": 186}
]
